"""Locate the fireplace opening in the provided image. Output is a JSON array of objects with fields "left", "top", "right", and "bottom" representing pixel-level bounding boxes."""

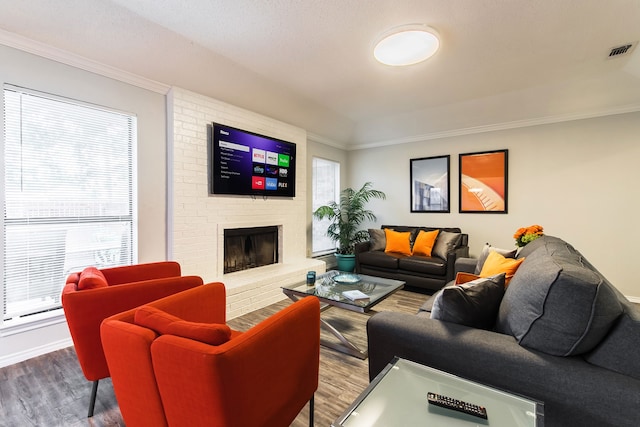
[{"left": 224, "top": 226, "right": 278, "bottom": 274}]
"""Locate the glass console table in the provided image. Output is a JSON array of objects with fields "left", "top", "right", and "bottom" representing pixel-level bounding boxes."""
[{"left": 333, "top": 357, "right": 544, "bottom": 426}]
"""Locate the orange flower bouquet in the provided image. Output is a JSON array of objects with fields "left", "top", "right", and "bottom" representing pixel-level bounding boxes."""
[{"left": 514, "top": 225, "right": 544, "bottom": 247}]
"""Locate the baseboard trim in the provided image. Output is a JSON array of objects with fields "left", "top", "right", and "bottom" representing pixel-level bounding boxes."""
[{"left": 0, "top": 338, "right": 73, "bottom": 369}]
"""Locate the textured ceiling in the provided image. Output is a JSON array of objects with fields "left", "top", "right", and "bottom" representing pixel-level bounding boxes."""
[{"left": 1, "top": 0, "right": 639, "bottom": 148}]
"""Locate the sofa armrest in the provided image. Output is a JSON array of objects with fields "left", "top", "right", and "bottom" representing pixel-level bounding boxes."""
[
  {"left": 101, "top": 317, "right": 168, "bottom": 427},
  {"left": 444, "top": 241, "right": 470, "bottom": 281},
  {"left": 367, "top": 312, "right": 640, "bottom": 426},
  {"left": 454, "top": 257, "right": 477, "bottom": 274},
  {"left": 355, "top": 241, "right": 371, "bottom": 254},
  {"left": 355, "top": 241, "right": 371, "bottom": 273}
]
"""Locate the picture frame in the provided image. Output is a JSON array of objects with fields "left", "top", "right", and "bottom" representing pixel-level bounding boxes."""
[
  {"left": 459, "top": 149, "right": 508, "bottom": 213},
  {"left": 410, "top": 155, "right": 450, "bottom": 213}
]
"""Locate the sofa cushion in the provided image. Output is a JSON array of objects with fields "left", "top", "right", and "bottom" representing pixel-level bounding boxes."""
[
  {"left": 432, "top": 231, "right": 462, "bottom": 260},
  {"left": 384, "top": 229, "right": 412, "bottom": 256},
  {"left": 77, "top": 267, "right": 108, "bottom": 290},
  {"left": 398, "top": 256, "right": 446, "bottom": 275},
  {"left": 368, "top": 228, "right": 386, "bottom": 251},
  {"left": 358, "top": 250, "right": 401, "bottom": 269},
  {"left": 412, "top": 230, "right": 440, "bottom": 256},
  {"left": 474, "top": 243, "right": 518, "bottom": 275},
  {"left": 496, "top": 236, "right": 623, "bottom": 356},
  {"left": 479, "top": 251, "right": 525, "bottom": 286},
  {"left": 430, "top": 273, "right": 506, "bottom": 329}
]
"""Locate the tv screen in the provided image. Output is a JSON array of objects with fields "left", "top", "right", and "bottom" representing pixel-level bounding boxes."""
[{"left": 209, "top": 123, "right": 296, "bottom": 197}]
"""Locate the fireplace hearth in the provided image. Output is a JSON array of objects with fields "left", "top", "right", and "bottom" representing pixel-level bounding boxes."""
[{"left": 224, "top": 226, "right": 279, "bottom": 274}]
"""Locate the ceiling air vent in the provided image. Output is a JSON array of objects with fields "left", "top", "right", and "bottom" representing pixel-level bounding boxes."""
[{"left": 608, "top": 43, "right": 635, "bottom": 58}]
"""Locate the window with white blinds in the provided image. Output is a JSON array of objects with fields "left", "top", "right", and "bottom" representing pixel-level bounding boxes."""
[
  {"left": 311, "top": 157, "right": 340, "bottom": 255},
  {"left": 3, "top": 85, "right": 136, "bottom": 322}
]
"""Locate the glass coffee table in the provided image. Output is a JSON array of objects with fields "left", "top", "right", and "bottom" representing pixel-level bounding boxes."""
[
  {"left": 333, "top": 357, "right": 544, "bottom": 426},
  {"left": 282, "top": 270, "right": 404, "bottom": 359}
]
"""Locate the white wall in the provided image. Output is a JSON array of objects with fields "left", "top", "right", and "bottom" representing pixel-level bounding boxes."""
[
  {"left": 348, "top": 112, "right": 640, "bottom": 298},
  {"left": 0, "top": 44, "right": 167, "bottom": 366}
]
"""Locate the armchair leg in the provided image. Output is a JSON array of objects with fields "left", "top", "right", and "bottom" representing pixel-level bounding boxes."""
[
  {"left": 309, "top": 394, "right": 314, "bottom": 427},
  {"left": 88, "top": 380, "right": 99, "bottom": 417}
]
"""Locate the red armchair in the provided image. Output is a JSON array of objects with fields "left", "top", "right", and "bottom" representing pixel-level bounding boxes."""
[
  {"left": 61, "top": 261, "right": 203, "bottom": 417},
  {"left": 101, "top": 283, "right": 320, "bottom": 427}
]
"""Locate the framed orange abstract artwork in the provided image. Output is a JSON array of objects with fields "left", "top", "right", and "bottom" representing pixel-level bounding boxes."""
[{"left": 459, "top": 149, "right": 508, "bottom": 213}]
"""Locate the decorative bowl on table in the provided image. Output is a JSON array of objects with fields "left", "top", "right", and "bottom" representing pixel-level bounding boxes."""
[{"left": 332, "top": 273, "right": 361, "bottom": 285}]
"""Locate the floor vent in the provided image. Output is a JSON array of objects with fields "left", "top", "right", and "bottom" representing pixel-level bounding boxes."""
[{"left": 608, "top": 43, "right": 635, "bottom": 58}]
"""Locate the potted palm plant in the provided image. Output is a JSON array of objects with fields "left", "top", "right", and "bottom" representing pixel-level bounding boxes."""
[{"left": 313, "top": 182, "right": 386, "bottom": 272}]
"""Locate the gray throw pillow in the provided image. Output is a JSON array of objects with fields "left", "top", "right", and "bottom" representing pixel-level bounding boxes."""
[
  {"left": 368, "top": 229, "right": 386, "bottom": 251},
  {"left": 474, "top": 243, "right": 518, "bottom": 275},
  {"left": 430, "top": 273, "right": 506, "bottom": 329},
  {"left": 432, "top": 231, "right": 462, "bottom": 260}
]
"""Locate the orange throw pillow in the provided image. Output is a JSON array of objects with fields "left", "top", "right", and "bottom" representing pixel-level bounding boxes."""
[
  {"left": 134, "top": 306, "right": 232, "bottom": 346},
  {"left": 135, "top": 305, "right": 182, "bottom": 333},
  {"left": 77, "top": 267, "right": 108, "bottom": 290},
  {"left": 412, "top": 230, "right": 440, "bottom": 256},
  {"left": 479, "top": 251, "right": 525, "bottom": 285},
  {"left": 455, "top": 272, "right": 481, "bottom": 285},
  {"left": 384, "top": 229, "right": 412, "bottom": 256},
  {"left": 166, "top": 321, "right": 231, "bottom": 346}
]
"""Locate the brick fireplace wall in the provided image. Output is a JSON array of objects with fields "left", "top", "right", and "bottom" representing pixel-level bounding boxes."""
[{"left": 168, "top": 87, "right": 324, "bottom": 318}]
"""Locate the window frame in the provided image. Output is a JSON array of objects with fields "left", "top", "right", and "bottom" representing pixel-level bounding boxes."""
[
  {"left": 1, "top": 84, "right": 138, "bottom": 328},
  {"left": 311, "top": 156, "right": 341, "bottom": 257}
]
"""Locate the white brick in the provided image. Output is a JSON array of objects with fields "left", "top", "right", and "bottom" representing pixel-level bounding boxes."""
[{"left": 170, "top": 87, "right": 321, "bottom": 318}]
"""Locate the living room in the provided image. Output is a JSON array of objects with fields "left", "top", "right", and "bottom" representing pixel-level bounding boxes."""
[{"left": 0, "top": 1, "right": 639, "bottom": 425}]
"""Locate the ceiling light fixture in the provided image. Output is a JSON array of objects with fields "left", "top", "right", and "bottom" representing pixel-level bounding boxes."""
[{"left": 374, "top": 24, "right": 440, "bottom": 66}]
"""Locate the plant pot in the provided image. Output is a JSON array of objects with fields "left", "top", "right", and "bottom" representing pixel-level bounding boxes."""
[{"left": 335, "top": 253, "right": 356, "bottom": 273}]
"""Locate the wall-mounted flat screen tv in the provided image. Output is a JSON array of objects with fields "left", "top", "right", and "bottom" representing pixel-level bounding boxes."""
[{"left": 209, "top": 123, "right": 296, "bottom": 197}]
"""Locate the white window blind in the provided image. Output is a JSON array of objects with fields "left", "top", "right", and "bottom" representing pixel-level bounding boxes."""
[
  {"left": 3, "top": 85, "right": 136, "bottom": 321},
  {"left": 311, "top": 157, "right": 340, "bottom": 255}
]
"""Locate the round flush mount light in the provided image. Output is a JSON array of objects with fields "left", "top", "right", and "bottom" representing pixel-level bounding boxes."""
[{"left": 374, "top": 24, "right": 440, "bottom": 66}]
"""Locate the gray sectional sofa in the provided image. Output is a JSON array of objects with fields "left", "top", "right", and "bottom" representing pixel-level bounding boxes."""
[
  {"left": 355, "top": 225, "right": 469, "bottom": 291},
  {"left": 367, "top": 235, "right": 640, "bottom": 426}
]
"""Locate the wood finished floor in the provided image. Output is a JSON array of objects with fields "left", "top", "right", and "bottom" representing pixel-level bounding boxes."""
[{"left": 0, "top": 289, "right": 427, "bottom": 427}]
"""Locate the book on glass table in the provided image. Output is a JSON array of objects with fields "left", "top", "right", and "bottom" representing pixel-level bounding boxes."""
[{"left": 342, "top": 290, "right": 370, "bottom": 303}]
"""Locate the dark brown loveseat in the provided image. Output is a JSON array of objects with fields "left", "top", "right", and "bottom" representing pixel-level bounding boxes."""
[{"left": 354, "top": 225, "right": 469, "bottom": 292}]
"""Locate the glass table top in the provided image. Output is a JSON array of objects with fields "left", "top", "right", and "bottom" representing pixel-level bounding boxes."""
[
  {"left": 333, "top": 357, "right": 544, "bottom": 427},
  {"left": 282, "top": 270, "right": 405, "bottom": 312}
]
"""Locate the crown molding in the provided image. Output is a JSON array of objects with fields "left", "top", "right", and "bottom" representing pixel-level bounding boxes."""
[
  {"left": 306, "top": 131, "right": 348, "bottom": 149},
  {"left": 0, "top": 29, "right": 170, "bottom": 95},
  {"left": 349, "top": 103, "right": 640, "bottom": 151}
]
